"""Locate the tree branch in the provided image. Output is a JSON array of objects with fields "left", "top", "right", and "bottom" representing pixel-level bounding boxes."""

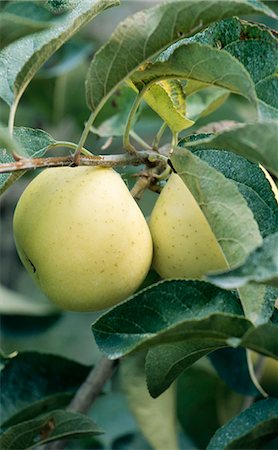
[
  {"left": 0, "top": 151, "right": 167, "bottom": 174},
  {"left": 42, "top": 357, "right": 118, "bottom": 450},
  {"left": 0, "top": 154, "right": 142, "bottom": 174},
  {"left": 68, "top": 357, "right": 118, "bottom": 414}
]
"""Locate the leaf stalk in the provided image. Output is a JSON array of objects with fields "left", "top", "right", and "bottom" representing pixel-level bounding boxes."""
[{"left": 123, "top": 84, "right": 150, "bottom": 155}]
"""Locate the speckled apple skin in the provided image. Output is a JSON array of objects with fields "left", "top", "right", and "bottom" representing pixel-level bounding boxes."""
[
  {"left": 13, "top": 166, "right": 153, "bottom": 311},
  {"left": 149, "top": 173, "right": 228, "bottom": 279}
]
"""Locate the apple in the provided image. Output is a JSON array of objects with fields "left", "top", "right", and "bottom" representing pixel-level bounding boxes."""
[
  {"left": 149, "top": 173, "right": 228, "bottom": 279},
  {"left": 149, "top": 165, "right": 278, "bottom": 280},
  {"left": 13, "top": 166, "right": 153, "bottom": 311}
]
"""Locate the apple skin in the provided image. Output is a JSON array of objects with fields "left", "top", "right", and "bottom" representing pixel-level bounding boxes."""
[
  {"left": 13, "top": 166, "right": 153, "bottom": 312},
  {"left": 149, "top": 173, "right": 228, "bottom": 279}
]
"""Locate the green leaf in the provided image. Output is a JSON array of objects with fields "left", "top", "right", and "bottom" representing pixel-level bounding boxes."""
[
  {"left": 145, "top": 339, "right": 227, "bottom": 398},
  {"left": 183, "top": 146, "right": 278, "bottom": 239},
  {"left": 119, "top": 353, "right": 179, "bottom": 450},
  {"left": 0, "top": 0, "right": 118, "bottom": 107},
  {"left": 144, "top": 319, "right": 278, "bottom": 398},
  {"left": 147, "top": 345, "right": 263, "bottom": 399},
  {"left": 256, "top": 76, "right": 278, "bottom": 119},
  {"left": 209, "top": 347, "right": 261, "bottom": 396},
  {"left": 185, "top": 121, "right": 278, "bottom": 176},
  {"left": 0, "top": 127, "right": 23, "bottom": 158},
  {"left": 171, "top": 144, "right": 277, "bottom": 323},
  {"left": 0, "top": 1, "right": 53, "bottom": 49},
  {"left": 209, "top": 233, "right": 278, "bottom": 289},
  {"left": 238, "top": 283, "right": 276, "bottom": 326},
  {"left": 86, "top": 0, "right": 274, "bottom": 115},
  {"left": 170, "top": 147, "right": 262, "bottom": 269},
  {"left": 207, "top": 397, "right": 278, "bottom": 449},
  {"left": 92, "top": 280, "right": 252, "bottom": 360},
  {"left": 0, "top": 127, "right": 55, "bottom": 195},
  {"left": 186, "top": 17, "right": 278, "bottom": 119},
  {"left": 132, "top": 41, "right": 256, "bottom": 107},
  {"left": 0, "top": 409, "right": 102, "bottom": 450},
  {"left": 177, "top": 144, "right": 278, "bottom": 323},
  {"left": 45, "top": 0, "right": 75, "bottom": 15},
  {"left": 0, "top": 351, "right": 91, "bottom": 427},
  {"left": 177, "top": 366, "right": 239, "bottom": 449},
  {"left": 240, "top": 322, "right": 278, "bottom": 359},
  {"left": 92, "top": 280, "right": 277, "bottom": 397}
]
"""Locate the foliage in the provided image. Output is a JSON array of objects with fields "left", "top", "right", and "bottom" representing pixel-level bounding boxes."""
[{"left": 0, "top": 1, "right": 278, "bottom": 449}]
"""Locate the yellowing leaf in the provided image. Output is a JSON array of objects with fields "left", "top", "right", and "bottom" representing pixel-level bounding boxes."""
[
  {"left": 120, "top": 353, "right": 179, "bottom": 450},
  {"left": 144, "top": 80, "right": 194, "bottom": 133}
]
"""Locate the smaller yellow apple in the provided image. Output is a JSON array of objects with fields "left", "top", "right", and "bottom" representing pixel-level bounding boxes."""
[{"left": 149, "top": 173, "right": 228, "bottom": 279}]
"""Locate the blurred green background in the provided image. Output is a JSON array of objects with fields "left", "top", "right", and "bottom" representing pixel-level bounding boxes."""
[{"left": 1, "top": 2, "right": 277, "bottom": 449}]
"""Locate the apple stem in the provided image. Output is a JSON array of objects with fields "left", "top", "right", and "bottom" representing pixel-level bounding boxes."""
[
  {"left": 131, "top": 163, "right": 168, "bottom": 202},
  {"left": 131, "top": 174, "right": 154, "bottom": 202}
]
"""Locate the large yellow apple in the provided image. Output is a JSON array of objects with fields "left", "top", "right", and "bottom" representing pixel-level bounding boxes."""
[
  {"left": 149, "top": 173, "right": 228, "bottom": 279},
  {"left": 13, "top": 166, "right": 153, "bottom": 311}
]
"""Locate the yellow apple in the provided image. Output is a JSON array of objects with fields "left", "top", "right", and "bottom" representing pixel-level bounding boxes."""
[
  {"left": 13, "top": 166, "right": 153, "bottom": 311},
  {"left": 149, "top": 173, "right": 228, "bottom": 279}
]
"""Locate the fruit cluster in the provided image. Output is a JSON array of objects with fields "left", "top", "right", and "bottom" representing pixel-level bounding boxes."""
[{"left": 13, "top": 164, "right": 276, "bottom": 312}]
